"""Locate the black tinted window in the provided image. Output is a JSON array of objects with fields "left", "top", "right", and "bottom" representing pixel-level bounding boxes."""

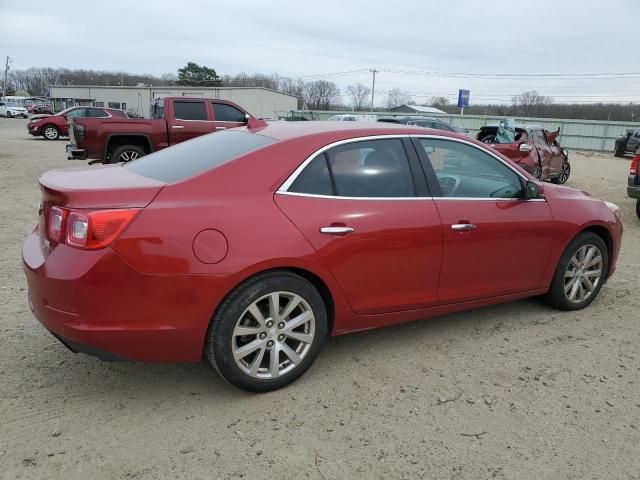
[
  {"left": 213, "top": 103, "right": 246, "bottom": 122},
  {"left": 66, "top": 108, "right": 86, "bottom": 118},
  {"left": 87, "top": 108, "right": 109, "bottom": 118},
  {"left": 174, "top": 101, "right": 208, "bottom": 121},
  {"left": 124, "top": 131, "right": 276, "bottom": 183},
  {"left": 326, "top": 139, "right": 415, "bottom": 197},
  {"left": 419, "top": 139, "right": 522, "bottom": 198},
  {"left": 289, "top": 154, "right": 333, "bottom": 196}
]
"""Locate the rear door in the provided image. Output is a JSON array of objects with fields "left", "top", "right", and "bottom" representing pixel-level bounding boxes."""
[
  {"left": 211, "top": 101, "right": 248, "bottom": 131},
  {"left": 275, "top": 136, "right": 443, "bottom": 315},
  {"left": 414, "top": 136, "right": 554, "bottom": 304},
  {"left": 168, "top": 100, "right": 215, "bottom": 144}
]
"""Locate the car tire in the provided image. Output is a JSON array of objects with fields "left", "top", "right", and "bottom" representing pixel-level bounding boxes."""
[
  {"left": 614, "top": 145, "right": 624, "bottom": 157},
  {"left": 543, "top": 232, "right": 609, "bottom": 311},
  {"left": 206, "top": 271, "right": 328, "bottom": 392},
  {"left": 551, "top": 161, "right": 571, "bottom": 184},
  {"left": 6, "top": 111, "right": 12, "bottom": 118},
  {"left": 42, "top": 125, "right": 60, "bottom": 141},
  {"left": 636, "top": 199, "right": 640, "bottom": 220},
  {"left": 110, "top": 145, "right": 146, "bottom": 163}
]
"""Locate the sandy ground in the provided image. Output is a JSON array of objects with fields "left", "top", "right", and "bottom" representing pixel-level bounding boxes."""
[{"left": 0, "top": 117, "right": 638, "bottom": 480}]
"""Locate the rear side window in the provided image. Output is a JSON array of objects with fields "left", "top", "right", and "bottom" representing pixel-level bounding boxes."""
[
  {"left": 174, "top": 101, "right": 208, "bottom": 121},
  {"left": 213, "top": 103, "right": 247, "bottom": 123},
  {"left": 87, "top": 109, "right": 109, "bottom": 118},
  {"left": 124, "top": 131, "right": 276, "bottom": 183},
  {"left": 287, "top": 139, "right": 416, "bottom": 198}
]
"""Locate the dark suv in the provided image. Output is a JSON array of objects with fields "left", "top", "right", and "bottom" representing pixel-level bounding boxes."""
[
  {"left": 615, "top": 128, "right": 640, "bottom": 157},
  {"left": 377, "top": 116, "right": 466, "bottom": 134}
]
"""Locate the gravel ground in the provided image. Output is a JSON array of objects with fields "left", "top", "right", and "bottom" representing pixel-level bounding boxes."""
[{"left": 0, "top": 117, "right": 638, "bottom": 480}]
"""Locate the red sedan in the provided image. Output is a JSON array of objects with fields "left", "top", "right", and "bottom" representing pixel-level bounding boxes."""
[
  {"left": 23, "top": 122, "right": 622, "bottom": 391},
  {"left": 27, "top": 106, "right": 128, "bottom": 140}
]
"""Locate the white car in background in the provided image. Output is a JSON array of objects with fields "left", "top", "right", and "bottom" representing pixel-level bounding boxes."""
[{"left": 0, "top": 101, "right": 29, "bottom": 118}]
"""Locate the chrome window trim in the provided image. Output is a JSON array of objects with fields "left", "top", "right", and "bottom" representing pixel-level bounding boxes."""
[{"left": 277, "top": 133, "right": 541, "bottom": 201}]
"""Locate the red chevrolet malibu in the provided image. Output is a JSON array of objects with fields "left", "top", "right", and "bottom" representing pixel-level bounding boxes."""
[
  {"left": 27, "top": 106, "right": 128, "bottom": 140},
  {"left": 23, "top": 122, "right": 622, "bottom": 391}
]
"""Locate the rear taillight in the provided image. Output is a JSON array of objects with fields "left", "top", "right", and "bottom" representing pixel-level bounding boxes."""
[
  {"left": 46, "top": 207, "right": 138, "bottom": 249},
  {"left": 66, "top": 209, "right": 140, "bottom": 250},
  {"left": 47, "top": 206, "right": 68, "bottom": 242},
  {"left": 631, "top": 155, "right": 639, "bottom": 176},
  {"left": 74, "top": 123, "right": 86, "bottom": 140}
]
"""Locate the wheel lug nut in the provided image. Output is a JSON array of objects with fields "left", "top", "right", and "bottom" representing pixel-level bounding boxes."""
[
  {"left": 266, "top": 340, "right": 274, "bottom": 348},
  {"left": 278, "top": 322, "right": 285, "bottom": 329},
  {"left": 259, "top": 332, "right": 267, "bottom": 339},
  {"left": 266, "top": 321, "right": 274, "bottom": 328},
  {"left": 278, "top": 334, "right": 285, "bottom": 341}
]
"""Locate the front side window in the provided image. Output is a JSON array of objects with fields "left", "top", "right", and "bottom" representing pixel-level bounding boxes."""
[
  {"left": 65, "top": 108, "right": 86, "bottom": 118},
  {"left": 419, "top": 139, "right": 523, "bottom": 199},
  {"left": 174, "top": 101, "right": 208, "bottom": 121},
  {"left": 213, "top": 103, "right": 247, "bottom": 122},
  {"left": 87, "top": 108, "right": 109, "bottom": 118},
  {"left": 288, "top": 139, "right": 416, "bottom": 198}
]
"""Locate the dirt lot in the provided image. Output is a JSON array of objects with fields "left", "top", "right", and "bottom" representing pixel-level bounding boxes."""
[{"left": 0, "top": 116, "right": 638, "bottom": 480}]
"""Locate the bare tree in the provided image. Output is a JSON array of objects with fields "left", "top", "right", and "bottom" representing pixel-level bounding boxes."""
[
  {"left": 386, "top": 88, "right": 412, "bottom": 109},
  {"left": 160, "top": 72, "right": 177, "bottom": 84},
  {"left": 429, "top": 96, "right": 449, "bottom": 110},
  {"left": 512, "top": 90, "right": 554, "bottom": 117},
  {"left": 303, "top": 80, "right": 341, "bottom": 110},
  {"left": 346, "top": 83, "right": 371, "bottom": 111}
]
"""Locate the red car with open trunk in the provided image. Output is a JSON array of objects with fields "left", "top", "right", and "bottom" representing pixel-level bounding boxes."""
[{"left": 23, "top": 122, "right": 622, "bottom": 391}]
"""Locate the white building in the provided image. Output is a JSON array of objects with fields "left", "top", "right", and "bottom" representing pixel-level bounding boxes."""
[{"left": 48, "top": 85, "right": 298, "bottom": 119}]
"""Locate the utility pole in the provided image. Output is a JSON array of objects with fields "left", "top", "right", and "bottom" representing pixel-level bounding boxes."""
[
  {"left": 2, "top": 56, "right": 11, "bottom": 101},
  {"left": 369, "top": 68, "right": 378, "bottom": 111}
]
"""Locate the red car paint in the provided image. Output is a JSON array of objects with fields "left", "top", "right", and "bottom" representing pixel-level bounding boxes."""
[
  {"left": 23, "top": 122, "right": 622, "bottom": 362},
  {"left": 27, "top": 106, "right": 127, "bottom": 138},
  {"left": 67, "top": 97, "right": 252, "bottom": 163}
]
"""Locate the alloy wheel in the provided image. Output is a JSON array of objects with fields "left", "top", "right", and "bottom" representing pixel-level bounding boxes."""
[
  {"left": 232, "top": 291, "right": 315, "bottom": 379},
  {"left": 564, "top": 244, "right": 603, "bottom": 304},
  {"left": 558, "top": 162, "right": 570, "bottom": 184},
  {"left": 44, "top": 127, "right": 58, "bottom": 140},
  {"left": 533, "top": 164, "right": 542, "bottom": 180}
]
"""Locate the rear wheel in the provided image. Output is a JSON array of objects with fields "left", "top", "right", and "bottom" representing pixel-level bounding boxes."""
[
  {"left": 544, "top": 232, "right": 608, "bottom": 310},
  {"left": 110, "top": 145, "right": 145, "bottom": 163},
  {"left": 532, "top": 161, "right": 542, "bottom": 180},
  {"left": 207, "top": 271, "right": 328, "bottom": 392},
  {"left": 42, "top": 125, "right": 60, "bottom": 140},
  {"left": 614, "top": 145, "right": 624, "bottom": 157},
  {"left": 6, "top": 111, "right": 12, "bottom": 118}
]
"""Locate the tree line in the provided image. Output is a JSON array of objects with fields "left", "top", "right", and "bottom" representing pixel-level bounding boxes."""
[{"left": 4, "top": 63, "right": 638, "bottom": 121}]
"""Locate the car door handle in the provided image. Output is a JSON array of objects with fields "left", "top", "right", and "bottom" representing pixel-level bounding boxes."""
[
  {"left": 451, "top": 223, "right": 476, "bottom": 231},
  {"left": 320, "top": 226, "right": 354, "bottom": 235},
  {"left": 216, "top": 126, "right": 227, "bottom": 130},
  {"left": 171, "top": 125, "right": 184, "bottom": 129}
]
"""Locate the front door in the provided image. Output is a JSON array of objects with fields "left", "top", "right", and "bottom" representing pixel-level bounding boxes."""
[
  {"left": 211, "top": 101, "right": 248, "bottom": 131},
  {"left": 414, "top": 137, "right": 555, "bottom": 304},
  {"left": 275, "top": 137, "right": 443, "bottom": 315}
]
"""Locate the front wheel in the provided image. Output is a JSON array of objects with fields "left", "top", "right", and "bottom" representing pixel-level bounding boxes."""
[
  {"left": 207, "top": 272, "right": 328, "bottom": 392},
  {"left": 543, "top": 232, "right": 608, "bottom": 311},
  {"left": 532, "top": 162, "right": 542, "bottom": 180},
  {"left": 110, "top": 145, "right": 145, "bottom": 163},
  {"left": 6, "top": 111, "right": 12, "bottom": 118},
  {"left": 42, "top": 125, "right": 60, "bottom": 140}
]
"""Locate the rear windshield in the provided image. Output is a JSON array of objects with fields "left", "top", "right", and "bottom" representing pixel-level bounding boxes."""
[{"left": 124, "top": 130, "right": 276, "bottom": 183}]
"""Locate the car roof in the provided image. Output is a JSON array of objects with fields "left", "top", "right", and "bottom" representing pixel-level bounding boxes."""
[{"left": 245, "top": 120, "right": 461, "bottom": 142}]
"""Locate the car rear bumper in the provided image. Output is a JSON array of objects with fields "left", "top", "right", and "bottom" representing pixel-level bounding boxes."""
[
  {"left": 22, "top": 228, "right": 222, "bottom": 362},
  {"left": 627, "top": 175, "right": 640, "bottom": 199},
  {"left": 66, "top": 144, "right": 88, "bottom": 160}
]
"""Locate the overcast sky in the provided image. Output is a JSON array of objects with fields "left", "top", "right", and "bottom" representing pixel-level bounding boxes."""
[{"left": 1, "top": 0, "right": 639, "bottom": 106}]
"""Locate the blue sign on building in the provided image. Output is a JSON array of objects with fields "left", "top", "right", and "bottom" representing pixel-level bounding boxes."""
[{"left": 457, "top": 89, "right": 470, "bottom": 108}]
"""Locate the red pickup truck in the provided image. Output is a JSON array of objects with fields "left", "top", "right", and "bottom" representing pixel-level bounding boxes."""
[{"left": 67, "top": 97, "right": 253, "bottom": 163}]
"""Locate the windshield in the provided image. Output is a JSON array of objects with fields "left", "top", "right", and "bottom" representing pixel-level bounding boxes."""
[
  {"left": 7, "top": 102, "right": 20, "bottom": 108},
  {"left": 124, "top": 130, "right": 277, "bottom": 183}
]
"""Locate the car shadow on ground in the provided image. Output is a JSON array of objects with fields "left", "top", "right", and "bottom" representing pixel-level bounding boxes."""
[{"left": 26, "top": 296, "right": 556, "bottom": 401}]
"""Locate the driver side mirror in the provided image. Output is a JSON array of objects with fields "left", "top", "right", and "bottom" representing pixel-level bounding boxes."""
[
  {"left": 244, "top": 113, "right": 250, "bottom": 124},
  {"left": 524, "top": 180, "right": 542, "bottom": 199}
]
